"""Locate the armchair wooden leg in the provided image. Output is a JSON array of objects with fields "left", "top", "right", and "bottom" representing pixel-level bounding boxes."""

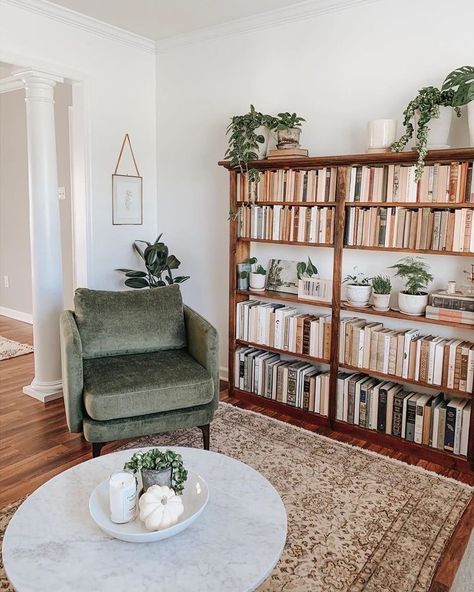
[
  {"left": 92, "top": 442, "right": 105, "bottom": 458},
  {"left": 199, "top": 424, "right": 210, "bottom": 450}
]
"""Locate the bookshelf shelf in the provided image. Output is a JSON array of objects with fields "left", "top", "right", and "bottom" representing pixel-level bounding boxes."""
[
  {"left": 222, "top": 147, "right": 474, "bottom": 472},
  {"left": 343, "top": 245, "right": 474, "bottom": 257},
  {"left": 236, "top": 289, "right": 333, "bottom": 309},
  {"left": 340, "top": 303, "right": 473, "bottom": 330}
]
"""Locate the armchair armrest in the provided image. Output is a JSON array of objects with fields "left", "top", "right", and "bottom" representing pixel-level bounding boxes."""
[
  {"left": 60, "top": 310, "right": 84, "bottom": 432},
  {"left": 184, "top": 305, "right": 219, "bottom": 409}
]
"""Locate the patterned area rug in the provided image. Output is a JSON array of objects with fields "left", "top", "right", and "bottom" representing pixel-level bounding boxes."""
[
  {"left": 1, "top": 404, "right": 472, "bottom": 591},
  {"left": 0, "top": 336, "right": 33, "bottom": 361}
]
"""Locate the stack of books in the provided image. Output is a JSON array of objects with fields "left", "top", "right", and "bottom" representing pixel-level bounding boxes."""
[
  {"left": 426, "top": 291, "right": 474, "bottom": 325},
  {"left": 238, "top": 168, "right": 338, "bottom": 203},
  {"left": 236, "top": 204, "right": 335, "bottom": 243},
  {"left": 340, "top": 317, "right": 474, "bottom": 393},
  {"left": 336, "top": 373, "right": 471, "bottom": 456},
  {"left": 345, "top": 162, "right": 474, "bottom": 203},
  {"left": 236, "top": 300, "right": 331, "bottom": 359},
  {"left": 234, "top": 346, "right": 330, "bottom": 414},
  {"left": 344, "top": 207, "right": 474, "bottom": 252}
]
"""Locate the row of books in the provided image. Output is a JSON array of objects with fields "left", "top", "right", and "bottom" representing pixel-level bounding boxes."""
[
  {"left": 341, "top": 318, "right": 474, "bottom": 393},
  {"left": 234, "top": 346, "right": 330, "bottom": 414},
  {"left": 237, "top": 162, "right": 474, "bottom": 204},
  {"left": 236, "top": 205, "right": 335, "bottom": 244},
  {"left": 344, "top": 207, "right": 474, "bottom": 252},
  {"left": 336, "top": 373, "right": 471, "bottom": 456},
  {"left": 236, "top": 300, "right": 331, "bottom": 359}
]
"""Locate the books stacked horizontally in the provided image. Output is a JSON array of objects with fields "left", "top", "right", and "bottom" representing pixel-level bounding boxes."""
[
  {"left": 344, "top": 207, "right": 474, "bottom": 253},
  {"left": 236, "top": 300, "right": 331, "bottom": 359},
  {"left": 236, "top": 204, "right": 335, "bottom": 244},
  {"left": 345, "top": 162, "right": 474, "bottom": 203},
  {"left": 336, "top": 373, "right": 471, "bottom": 456},
  {"left": 426, "top": 291, "right": 474, "bottom": 326},
  {"left": 340, "top": 317, "right": 474, "bottom": 393},
  {"left": 238, "top": 169, "right": 338, "bottom": 203},
  {"left": 234, "top": 346, "right": 330, "bottom": 414}
]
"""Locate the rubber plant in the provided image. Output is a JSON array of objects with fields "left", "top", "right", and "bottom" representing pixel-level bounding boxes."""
[
  {"left": 117, "top": 234, "right": 189, "bottom": 288},
  {"left": 391, "top": 86, "right": 460, "bottom": 180}
]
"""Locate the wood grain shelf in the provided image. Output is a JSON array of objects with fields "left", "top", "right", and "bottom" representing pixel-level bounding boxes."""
[
  {"left": 236, "top": 201, "right": 337, "bottom": 207},
  {"left": 341, "top": 303, "right": 474, "bottom": 330},
  {"left": 339, "top": 363, "right": 473, "bottom": 398},
  {"left": 345, "top": 202, "right": 474, "bottom": 209},
  {"left": 343, "top": 245, "right": 474, "bottom": 256},
  {"left": 238, "top": 237, "right": 334, "bottom": 247},
  {"left": 235, "top": 339, "right": 330, "bottom": 366},
  {"left": 236, "top": 289, "right": 333, "bottom": 308}
]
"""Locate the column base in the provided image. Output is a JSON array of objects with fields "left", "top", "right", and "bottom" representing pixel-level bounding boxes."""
[{"left": 23, "top": 379, "right": 63, "bottom": 403}]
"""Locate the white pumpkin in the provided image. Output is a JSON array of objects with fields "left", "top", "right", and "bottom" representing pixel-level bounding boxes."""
[{"left": 139, "top": 485, "right": 184, "bottom": 531}]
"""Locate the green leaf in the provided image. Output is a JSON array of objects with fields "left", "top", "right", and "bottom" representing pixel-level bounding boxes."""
[
  {"left": 166, "top": 255, "right": 181, "bottom": 270},
  {"left": 173, "top": 275, "right": 190, "bottom": 283},
  {"left": 125, "top": 270, "right": 147, "bottom": 277},
  {"left": 124, "top": 277, "right": 150, "bottom": 288}
]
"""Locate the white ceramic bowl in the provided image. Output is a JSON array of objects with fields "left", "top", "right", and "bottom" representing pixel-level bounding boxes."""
[{"left": 89, "top": 470, "right": 209, "bottom": 543}]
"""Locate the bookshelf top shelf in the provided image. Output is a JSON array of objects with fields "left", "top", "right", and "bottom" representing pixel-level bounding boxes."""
[{"left": 218, "top": 148, "right": 474, "bottom": 171}]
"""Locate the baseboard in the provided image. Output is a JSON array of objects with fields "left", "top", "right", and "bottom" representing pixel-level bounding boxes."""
[
  {"left": 219, "top": 366, "right": 228, "bottom": 381},
  {"left": 0, "top": 306, "right": 33, "bottom": 324}
]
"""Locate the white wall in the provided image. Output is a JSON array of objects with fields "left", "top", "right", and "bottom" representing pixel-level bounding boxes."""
[
  {"left": 0, "top": 1, "right": 157, "bottom": 292},
  {"left": 155, "top": 0, "right": 474, "bottom": 373}
]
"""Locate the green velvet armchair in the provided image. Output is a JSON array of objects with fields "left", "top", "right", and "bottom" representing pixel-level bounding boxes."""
[{"left": 59, "top": 284, "right": 219, "bottom": 457}]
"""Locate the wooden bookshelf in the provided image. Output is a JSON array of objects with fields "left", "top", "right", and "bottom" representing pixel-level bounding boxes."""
[{"left": 221, "top": 148, "right": 474, "bottom": 472}]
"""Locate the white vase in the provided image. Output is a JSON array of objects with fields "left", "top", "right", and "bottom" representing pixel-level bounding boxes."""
[
  {"left": 422, "top": 106, "right": 452, "bottom": 149},
  {"left": 367, "top": 119, "right": 397, "bottom": 152},
  {"left": 346, "top": 284, "right": 372, "bottom": 307},
  {"left": 255, "top": 126, "right": 270, "bottom": 159},
  {"left": 468, "top": 102, "right": 474, "bottom": 146},
  {"left": 249, "top": 272, "right": 266, "bottom": 291},
  {"left": 372, "top": 293, "right": 391, "bottom": 312},
  {"left": 398, "top": 291, "right": 428, "bottom": 316}
]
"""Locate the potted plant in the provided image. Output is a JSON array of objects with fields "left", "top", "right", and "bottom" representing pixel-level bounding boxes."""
[
  {"left": 246, "top": 257, "right": 266, "bottom": 291},
  {"left": 117, "top": 234, "right": 189, "bottom": 288},
  {"left": 276, "top": 112, "right": 306, "bottom": 149},
  {"left": 296, "top": 257, "right": 319, "bottom": 280},
  {"left": 389, "top": 256, "right": 433, "bottom": 316},
  {"left": 124, "top": 449, "right": 188, "bottom": 494},
  {"left": 391, "top": 86, "right": 461, "bottom": 180},
  {"left": 371, "top": 275, "right": 392, "bottom": 312},
  {"left": 442, "top": 65, "right": 474, "bottom": 145},
  {"left": 343, "top": 270, "right": 372, "bottom": 307}
]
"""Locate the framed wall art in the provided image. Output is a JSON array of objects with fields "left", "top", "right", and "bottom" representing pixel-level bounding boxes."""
[{"left": 112, "top": 134, "right": 143, "bottom": 225}]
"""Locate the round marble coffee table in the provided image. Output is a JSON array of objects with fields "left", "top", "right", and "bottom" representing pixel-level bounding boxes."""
[{"left": 3, "top": 447, "right": 286, "bottom": 592}]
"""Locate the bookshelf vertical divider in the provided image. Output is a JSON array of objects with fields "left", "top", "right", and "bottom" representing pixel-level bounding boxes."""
[{"left": 221, "top": 148, "right": 474, "bottom": 473}]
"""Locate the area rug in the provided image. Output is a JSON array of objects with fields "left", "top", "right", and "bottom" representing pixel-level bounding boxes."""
[
  {"left": 0, "top": 404, "right": 472, "bottom": 592},
  {"left": 0, "top": 336, "right": 33, "bottom": 361}
]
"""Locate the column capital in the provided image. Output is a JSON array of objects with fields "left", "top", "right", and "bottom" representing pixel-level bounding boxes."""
[{"left": 13, "top": 69, "right": 64, "bottom": 102}]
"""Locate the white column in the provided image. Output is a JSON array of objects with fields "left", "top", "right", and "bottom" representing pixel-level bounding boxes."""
[{"left": 15, "top": 70, "right": 65, "bottom": 403}]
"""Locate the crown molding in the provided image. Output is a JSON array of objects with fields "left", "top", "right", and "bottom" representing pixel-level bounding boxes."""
[
  {"left": 0, "top": 75, "right": 23, "bottom": 93},
  {"left": 1, "top": 0, "right": 156, "bottom": 54},
  {"left": 155, "top": 0, "right": 381, "bottom": 53}
]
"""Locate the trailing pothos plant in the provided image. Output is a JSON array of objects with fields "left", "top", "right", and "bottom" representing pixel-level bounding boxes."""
[
  {"left": 117, "top": 234, "right": 189, "bottom": 289},
  {"left": 391, "top": 86, "right": 460, "bottom": 181}
]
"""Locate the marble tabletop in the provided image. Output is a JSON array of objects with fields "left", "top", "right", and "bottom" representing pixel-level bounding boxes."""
[{"left": 2, "top": 447, "right": 287, "bottom": 592}]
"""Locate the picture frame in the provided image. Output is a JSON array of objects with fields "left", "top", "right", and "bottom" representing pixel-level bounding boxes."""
[
  {"left": 266, "top": 259, "right": 301, "bottom": 294},
  {"left": 112, "top": 174, "right": 143, "bottom": 225}
]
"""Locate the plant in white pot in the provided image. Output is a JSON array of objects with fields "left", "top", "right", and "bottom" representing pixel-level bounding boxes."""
[
  {"left": 276, "top": 112, "right": 305, "bottom": 149},
  {"left": 343, "top": 270, "right": 372, "bottom": 307},
  {"left": 389, "top": 257, "right": 433, "bottom": 316},
  {"left": 371, "top": 275, "right": 392, "bottom": 312},
  {"left": 441, "top": 65, "right": 474, "bottom": 146},
  {"left": 246, "top": 257, "right": 266, "bottom": 291}
]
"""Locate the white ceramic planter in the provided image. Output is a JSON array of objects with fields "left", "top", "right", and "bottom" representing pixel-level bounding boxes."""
[
  {"left": 468, "top": 102, "right": 474, "bottom": 146},
  {"left": 422, "top": 106, "right": 452, "bottom": 149},
  {"left": 398, "top": 291, "right": 428, "bottom": 316},
  {"left": 346, "top": 284, "right": 371, "bottom": 307},
  {"left": 255, "top": 126, "right": 270, "bottom": 159},
  {"left": 372, "top": 293, "right": 391, "bottom": 312},
  {"left": 249, "top": 272, "right": 266, "bottom": 291},
  {"left": 367, "top": 119, "right": 397, "bottom": 152}
]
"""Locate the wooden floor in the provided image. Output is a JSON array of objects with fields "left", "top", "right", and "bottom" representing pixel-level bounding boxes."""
[{"left": 0, "top": 315, "right": 472, "bottom": 591}]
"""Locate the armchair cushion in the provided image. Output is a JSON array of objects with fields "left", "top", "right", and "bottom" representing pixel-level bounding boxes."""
[
  {"left": 83, "top": 349, "right": 213, "bottom": 421},
  {"left": 74, "top": 284, "right": 186, "bottom": 359}
]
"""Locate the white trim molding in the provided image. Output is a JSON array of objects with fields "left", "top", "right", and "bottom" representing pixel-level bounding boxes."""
[
  {"left": 0, "top": 75, "right": 23, "bottom": 94},
  {"left": 1, "top": 0, "right": 156, "bottom": 54},
  {"left": 156, "top": 0, "right": 381, "bottom": 52},
  {"left": 0, "top": 306, "right": 33, "bottom": 324}
]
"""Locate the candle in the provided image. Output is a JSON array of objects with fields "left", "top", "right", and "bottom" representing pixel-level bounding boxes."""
[{"left": 109, "top": 472, "right": 137, "bottom": 524}]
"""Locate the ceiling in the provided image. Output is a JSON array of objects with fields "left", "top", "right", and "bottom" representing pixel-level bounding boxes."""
[{"left": 48, "top": 0, "right": 300, "bottom": 41}]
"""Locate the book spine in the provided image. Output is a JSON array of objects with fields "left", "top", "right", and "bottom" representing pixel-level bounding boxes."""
[
  {"left": 377, "top": 388, "right": 387, "bottom": 432},
  {"left": 444, "top": 406, "right": 456, "bottom": 452}
]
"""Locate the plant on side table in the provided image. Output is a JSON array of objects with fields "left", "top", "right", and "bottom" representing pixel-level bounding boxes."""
[
  {"left": 343, "top": 270, "right": 372, "bottom": 307},
  {"left": 389, "top": 256, "right": 433, "bottom": 316},
  {"left": 371, "top": 275, "right": 392, "bottom": 312},
  {"left": 124, "top": 449, "right": 188, "bottom": 494},
  {"left": 117, "top": 234, "right": 190, "bottom": 288}
]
